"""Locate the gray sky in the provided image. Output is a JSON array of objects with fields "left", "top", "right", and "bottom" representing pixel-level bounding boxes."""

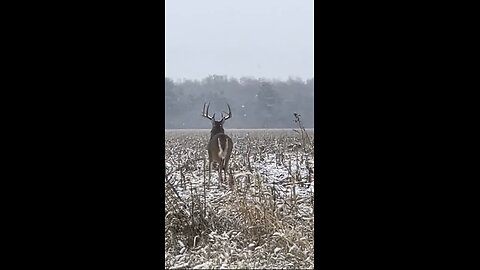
[{"left": 165, "top": 0, "right": 313, "bottom": 81}]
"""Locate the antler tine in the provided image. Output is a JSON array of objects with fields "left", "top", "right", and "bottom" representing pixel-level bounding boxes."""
[
  {"left": 222, "top": 103, "right": 232, "bottom": 121},
  {"left": 207, "top": 103, "right": 212, "bottom": 119},
  {"left": 202, "top": 102, "right": 214, "bottom": 120}
]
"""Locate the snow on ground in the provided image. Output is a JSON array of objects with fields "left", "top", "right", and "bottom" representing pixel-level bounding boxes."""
[{"left": 165, "top": 129, "right": 314, "bottom": 269}]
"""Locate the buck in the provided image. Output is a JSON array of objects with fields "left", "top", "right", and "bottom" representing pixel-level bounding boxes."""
[{"left": 202, "top": 103, "right": 233, "bottom": 186}]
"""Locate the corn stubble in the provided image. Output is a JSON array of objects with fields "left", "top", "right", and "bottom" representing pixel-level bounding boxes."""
[{"left": 165, "top": 129, "right": 314, "bottom": 269}]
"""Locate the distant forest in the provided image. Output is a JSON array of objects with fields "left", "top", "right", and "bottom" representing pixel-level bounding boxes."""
[{"left": 165, "top": 75, "right": 314, "bottom": 129}]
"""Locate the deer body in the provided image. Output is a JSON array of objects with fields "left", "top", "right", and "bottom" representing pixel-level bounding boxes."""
[
  {"left": 208, "top": 133, "right": 233, "bottom": 181},
  {"left": 202, "top": 103, "right": 233, "bottom": 185}
]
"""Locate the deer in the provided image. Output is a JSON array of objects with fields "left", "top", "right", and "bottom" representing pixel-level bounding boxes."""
[{"left": 202, "top": 102, "right": 233, "bottom": 187}]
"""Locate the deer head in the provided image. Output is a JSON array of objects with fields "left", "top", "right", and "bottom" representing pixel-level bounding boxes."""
[{"left": 202, "top": 103, "right": 232, "bottom": 139}]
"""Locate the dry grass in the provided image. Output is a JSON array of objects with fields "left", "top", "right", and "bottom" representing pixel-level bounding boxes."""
[{"left": 165, "top": 129, "right": 314, "bottom": 269}]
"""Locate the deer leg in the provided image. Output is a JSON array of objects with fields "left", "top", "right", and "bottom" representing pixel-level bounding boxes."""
[
  {"left": 218, "top": 160, "right": 223, "bottom": 183},
  {"left": 207, "top": 150, "right": 213, "bottom": 187},
  {"left": 223, "top": 155, "right": 230, "bottom": 187},
  {"left": 224, "top": 159, "right": 227, "bottom": 179},
  {"left": 223, "top": 160, "right": 227, "bottom": 185},
  {"left": 208, "top": 161, "right": 212, "bottom": 186}
]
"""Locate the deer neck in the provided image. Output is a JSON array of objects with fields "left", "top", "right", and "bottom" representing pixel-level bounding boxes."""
[{"left": 210, "top": 127, "right": 224, "bottom": 140}]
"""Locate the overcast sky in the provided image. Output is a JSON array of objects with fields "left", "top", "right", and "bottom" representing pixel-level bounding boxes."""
[{"left": 165, "top": 0, "right": 313, "bottom": 81}]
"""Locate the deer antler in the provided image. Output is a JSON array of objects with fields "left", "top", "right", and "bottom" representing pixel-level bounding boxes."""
[
  {"left": 221, "top": 104, "right": 232, "bottom": 121},
  {"left": 202, "top": 102, "right": 215, "bottom": 120}
]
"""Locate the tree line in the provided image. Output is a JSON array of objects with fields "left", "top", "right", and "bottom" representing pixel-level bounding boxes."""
[{"left": 165, "top": 75, "right": 314, "bottom": 129}]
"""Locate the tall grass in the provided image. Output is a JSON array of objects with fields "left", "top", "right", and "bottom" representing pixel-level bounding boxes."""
[{"left": 165, "top": 129, "right": 314, "bottom": 269}]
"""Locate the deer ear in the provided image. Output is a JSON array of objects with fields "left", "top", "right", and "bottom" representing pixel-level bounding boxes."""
[{"left": 220, "top": 118, "right": 225, "bottom": 124}]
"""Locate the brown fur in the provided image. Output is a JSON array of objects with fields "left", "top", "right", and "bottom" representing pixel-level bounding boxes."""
[
  {"left": 207, "top": 133, "right": 233, "bottom": 183},
  {"left": 202, "top": 103, "right": 233, "bottom": 186}
]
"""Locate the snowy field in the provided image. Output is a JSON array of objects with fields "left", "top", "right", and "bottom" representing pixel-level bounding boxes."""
[{"left": 165, "top": 129, "right": 314, "bottom": 269}]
